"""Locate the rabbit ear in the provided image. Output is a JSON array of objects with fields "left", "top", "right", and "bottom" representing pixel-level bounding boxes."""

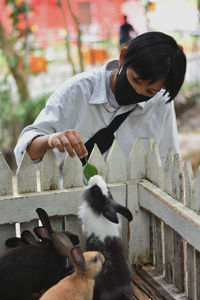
[
  {"left": 21, "top": 230, "right": 38, "bottom": 245},
  {"left": 34, "top": 226, "right": 51, "bottom": 240},
  {"left": 115, "top": 203, "right": 133, "bottom": 222},
  {"left": 36, "top": 208, "right": 54, "bottom": 234},
  {"left": 71, "top": 246, "right": 85, "bottom": 267},
  {"left": 5, "top": 237, "right": 23, "bottom": 248},
  {"left": 64, "top": 231, "right": 80, "bottom": 246},
  {"left": 51, "top": 232, "right": 74, "bottom": 258},
  {"left": 103, "top": 204, "right": 119, "bottom": 223}
]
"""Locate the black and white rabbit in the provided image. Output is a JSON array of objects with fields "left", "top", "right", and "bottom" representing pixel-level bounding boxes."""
[
  {"left": 78, "top": 175, "right": 134, "bottom": 300},
  {"left": 0, "top": 208, "right": 79, "bottom": 300}
]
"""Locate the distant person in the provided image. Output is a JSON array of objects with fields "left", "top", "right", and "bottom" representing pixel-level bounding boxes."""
[{"left": 119, "top": 15, "right": 137, "bottom": 48}]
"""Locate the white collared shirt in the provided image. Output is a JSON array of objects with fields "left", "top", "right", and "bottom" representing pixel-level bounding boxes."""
[{"left": 14, "top": 59, "right": 178, "bottom": 167}]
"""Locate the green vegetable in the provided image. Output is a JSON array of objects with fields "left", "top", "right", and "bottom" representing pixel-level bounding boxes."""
[{"left": 83, "top": 158, "right": 98, "bottom": 181}]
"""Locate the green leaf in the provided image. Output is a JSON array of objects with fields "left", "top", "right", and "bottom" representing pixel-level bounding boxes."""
[{"left": 83, "top": 158, "right": 98, "bottom": 181}]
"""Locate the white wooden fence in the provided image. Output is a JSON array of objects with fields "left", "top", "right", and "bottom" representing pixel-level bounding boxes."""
[{"left": 0, "top": 138, "right": 200, "bottom": 299}]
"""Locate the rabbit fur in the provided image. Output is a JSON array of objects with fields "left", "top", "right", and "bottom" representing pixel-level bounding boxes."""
[
  {"left": 78, "top": 175, "right": 134, "bottom": 300},
  {"left": 0, "top": 208, "right": 79, "bottom": 300},
  {"left": 40, "top": 231, "right": 105, "bottom": 300}
]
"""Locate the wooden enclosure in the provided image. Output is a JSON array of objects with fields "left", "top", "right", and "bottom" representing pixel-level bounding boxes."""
[{"left": 0, "top": 138, "right": 200, "bottom": 299}]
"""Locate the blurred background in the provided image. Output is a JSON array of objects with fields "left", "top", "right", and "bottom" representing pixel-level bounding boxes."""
[{"left": 0, "top": 0, "right": 200, "bottom": 172}]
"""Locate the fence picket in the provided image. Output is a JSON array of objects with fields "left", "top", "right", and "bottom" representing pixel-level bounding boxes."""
[
  {"left": 40, "top": 150, "right": 60, "bottom": 191},
  {"left": 0, "top": 153, "right": 13, "bottom": 196},
  {"left": 129, "top": 138, "right": 146, "bottom": 180},
  {"left": 106, "top": 140, "right": 127, "bottom": 183},
  {"left": 174, "top": 231, "right": 184, "bottom": 293},
  {"left": 163, "top": 149, "right": 175, "bottom": 284},
  {"left": 187, "top": 243, "right": 196, "bottom": 300},
  {"left": 16, "top": 151, "right": 37, "bottom": 194},
  {"left": 62, "top": 155, "right": 83, "bottom": 188},
  {"left": 172, "top": 153, "right": 184, "bottom": 203},
  {"left": 147, "top": 141, "right": 163, "bottom": 189},
  {"left": 194, "top": 166, "right": 200, "bottom": 214},
  {"left": 185, "top": 161, "right": 194, "bottom": 210},
  {"left": 164, "top": 148, "right": 174, "bottom": 196},
  {"left": 164, "top": 224, "right": 174, "bottom": 283},
  {"left": 196, "top": 250, "right": 200, "bottom": 299},
  {"left": 88, "top": 144, "right": 106, "bottom": 180}
]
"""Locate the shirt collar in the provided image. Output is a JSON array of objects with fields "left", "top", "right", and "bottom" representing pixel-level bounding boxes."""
[{"left": 89, "top": 59, "right": 119, "bottom": 105}]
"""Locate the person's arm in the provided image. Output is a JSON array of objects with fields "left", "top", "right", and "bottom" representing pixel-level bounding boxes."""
[{"left": 27, "top": 129, "right": 88, "bottom": 160}]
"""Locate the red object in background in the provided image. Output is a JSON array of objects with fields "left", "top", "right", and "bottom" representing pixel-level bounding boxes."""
[{"left": 29, "top": 55, "right": 47, "bottom": 74}]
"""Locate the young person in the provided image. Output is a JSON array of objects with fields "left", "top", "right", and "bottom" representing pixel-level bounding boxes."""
[{"left": 14, "top": 31, "right": 186, "bottom": 169}]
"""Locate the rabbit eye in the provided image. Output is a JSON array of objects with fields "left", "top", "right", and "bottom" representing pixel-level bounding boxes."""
[{"left": 91, "top": 256, "right": 98, "bottom": 263}]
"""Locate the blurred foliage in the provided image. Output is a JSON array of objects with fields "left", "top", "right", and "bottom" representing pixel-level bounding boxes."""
[
  {"left": 16, "top": 93, "right": 50, "bottom": 127},
  {"left": 176, "top": 80, "right": 200, "bottom": 105},
  {"left": 0, "top": 74, "right": 49, "bottom": 150}
]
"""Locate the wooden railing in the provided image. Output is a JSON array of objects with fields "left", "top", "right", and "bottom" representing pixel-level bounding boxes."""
[{"left": 0, "top": 138, "right": 200, "bottom": 299}]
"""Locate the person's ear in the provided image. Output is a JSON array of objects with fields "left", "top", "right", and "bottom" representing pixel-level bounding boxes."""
[{"left": 119, "top": 47, "right": 127, "bottom": 65}]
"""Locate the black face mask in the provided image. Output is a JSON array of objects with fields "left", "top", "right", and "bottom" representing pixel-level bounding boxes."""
[{"left": 114, "top": 66, "right": 151, "bottom": 106}]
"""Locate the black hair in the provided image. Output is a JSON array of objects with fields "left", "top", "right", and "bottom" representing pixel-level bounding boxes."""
[{"left": 122, "top": 31, "right": 187, "bottom": 101}]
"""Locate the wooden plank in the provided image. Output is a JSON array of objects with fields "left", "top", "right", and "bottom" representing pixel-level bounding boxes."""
[
  {"left": 196, "top": 250, "right": 200, "bottom": 299},
  {"left": 140, "top": 265, "right": 187, "bottom": 299},
  {"left": 132, "top": 281, "right": 151, "bottom": 300},
  {"left": 106, "top": 140, "right": 127, "bottom": 183},
  {"left": 62, "top": 154, "right": 83, "bottom": 188},
  {"left": 173, "top": 232, "right": 184, "bottom": 293},
  {"left": 88, "top": 144, "right": 106, "bottom": 180},
  {"left": 184, "top": 161, "right": 194, "bottom": 210},
  {"left": 172, "top": 153, "right": 184, "bottom": 203},
  {"left": 129, "top": 138, "right": 146, "bottom": 180},
  {"left": 164, "top": 148, "right": 174, "bottom": 197},
  {"left": 0, "top": 152, "right": 13, "bottom": 196},
  {"left": 194, "top": 166, "right": 200, "bottom": 214},
  {"left": 164, "top": 224, "right": 174, "bottom": 283},
  {"left": 40, "top": 150, "right": 60, "bottom": 191},
  {"left": 127, "top": 182, "right": 150, "bottom": 265},
  {"left": 16, "top": 151, "right": 37, "bottom": 194},
  {"left": 146, "top": 141, "right": 163, "bottom": 189},
  {"left": 153, "top": 216, "right": 163, "bottom": 274},
  {"left": 0, "top": 188, "right": 84, "bottom": 224},
  {"left": 187, "top": 243, "right": 196, "bottom": 300},
  {"left": 132, "top": 270, "right": 164, "bottom": 300},
  {"left": 139, "top": 180, "right": 200, "bottom": 252}
]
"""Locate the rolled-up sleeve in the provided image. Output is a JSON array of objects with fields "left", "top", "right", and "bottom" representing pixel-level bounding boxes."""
[{"left": 14, "top": 92, "right": 67, "bottom": 166}]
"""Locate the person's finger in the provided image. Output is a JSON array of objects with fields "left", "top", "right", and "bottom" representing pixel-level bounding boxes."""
[
  {"left": 60, "top": 134, "right": 75, "bottom": 157},
  {"left": 65, "top": 131, "right": 83, "bottom": 158},
  {"left": 52, "top": 135, "right": 65, "bottom": 152},
  {"left": 73, "top": 130, "right": 88, "bottom": 158}
]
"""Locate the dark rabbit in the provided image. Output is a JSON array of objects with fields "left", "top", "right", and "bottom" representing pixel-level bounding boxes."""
[
  {"left": 0, "top": 208, "right": 79, "bottom": 300},
  {"left": 40, "top": 231, "right": 105, "bottom": 300},
  {"left": 5, "top": 230, "right": 40, "bottom": 248},
  {"left": 78, "top": 175, "right": 134, "bottom": 300}
]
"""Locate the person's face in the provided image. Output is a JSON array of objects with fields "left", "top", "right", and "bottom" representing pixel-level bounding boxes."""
[{"left": 126, "top": 67, "right": 165, "bottom": 97}]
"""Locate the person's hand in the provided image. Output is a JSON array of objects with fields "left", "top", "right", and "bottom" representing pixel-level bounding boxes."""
[{"left": 49, "top": 129, "right": 88, "bottom": 159}]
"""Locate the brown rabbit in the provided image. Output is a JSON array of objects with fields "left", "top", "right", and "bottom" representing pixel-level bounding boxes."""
[{"left": 40, "top": 232, "right": 105, "bottom": 300}]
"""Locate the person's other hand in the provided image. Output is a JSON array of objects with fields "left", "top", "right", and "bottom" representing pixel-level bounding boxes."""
[{"left": 50, "top": 129, "right": 88, "bottom": 159}]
